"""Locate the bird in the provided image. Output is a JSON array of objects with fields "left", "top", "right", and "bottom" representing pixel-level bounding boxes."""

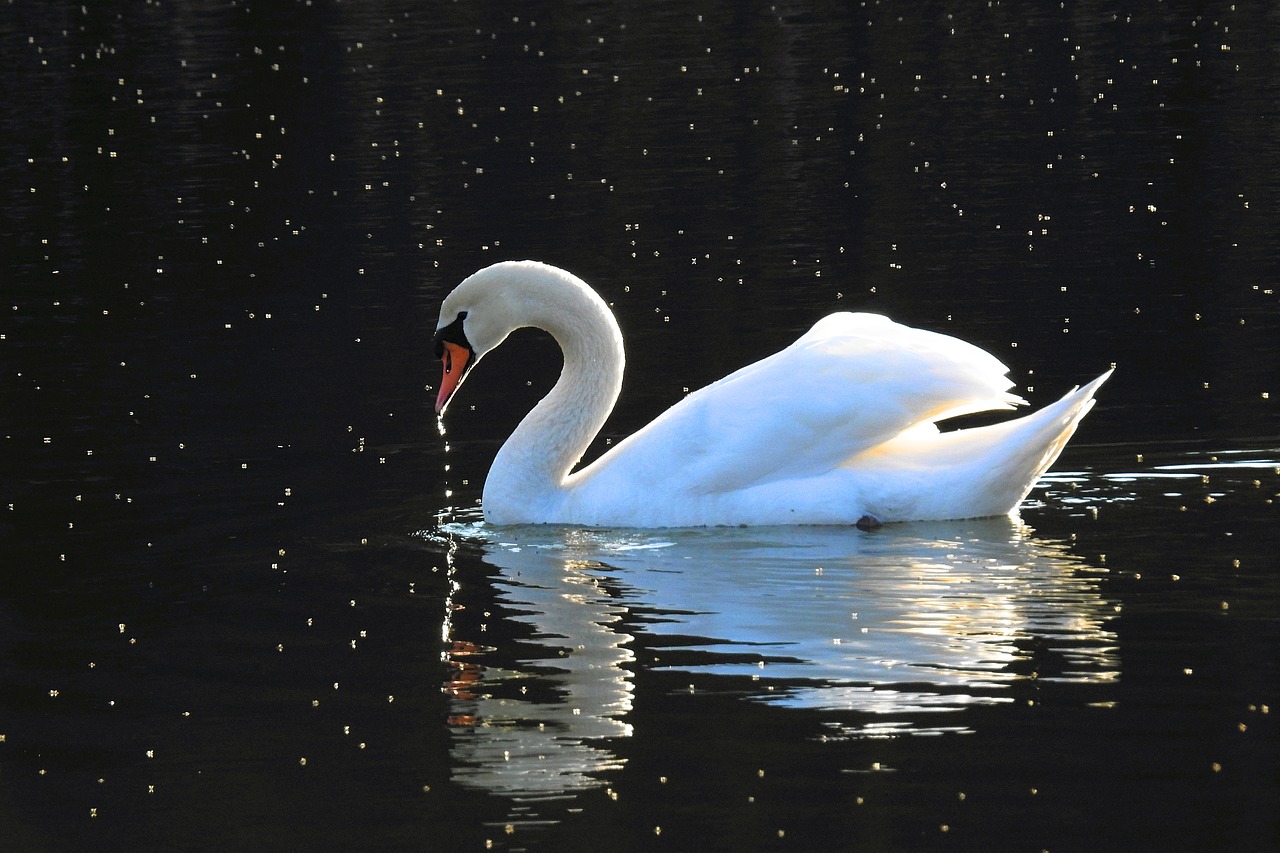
[{"left": 433, "top": 260, "right": 1111, "bottom": 528}]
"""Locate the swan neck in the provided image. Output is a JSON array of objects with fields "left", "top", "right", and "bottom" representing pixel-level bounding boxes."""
[{"left": 485, "top": 276, "right": 624, "bottom": 515}]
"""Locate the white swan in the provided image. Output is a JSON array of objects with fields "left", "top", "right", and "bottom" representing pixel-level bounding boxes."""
[{"left": 433, "top": 261, "right": 1111, "bottom": 527}]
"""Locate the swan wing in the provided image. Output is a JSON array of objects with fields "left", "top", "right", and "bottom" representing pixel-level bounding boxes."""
[{"left": 581, "top": 313, "right": 1024, "bottom": 496}]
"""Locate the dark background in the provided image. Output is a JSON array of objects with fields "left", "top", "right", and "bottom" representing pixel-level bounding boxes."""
[{"left": 2, "top": 2, "right": 1278, "bottom": 850}]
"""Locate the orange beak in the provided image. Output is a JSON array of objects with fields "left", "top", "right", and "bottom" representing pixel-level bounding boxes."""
[{"left": 435, "top": 341, "right": 472, "bottom": 413}]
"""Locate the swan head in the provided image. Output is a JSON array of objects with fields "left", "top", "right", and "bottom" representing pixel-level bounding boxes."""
[
  {"left": 433, "top": 272, "right": 510, "bottom": 414},
  {"left": 432, "top": 307, "right": 475, "bottom": 414},
  {"left": 433, "top": 260, "right": 569, "bottom": 413},
  {"left": 434, "top": 260, "right": 622, "bottom": 414}
]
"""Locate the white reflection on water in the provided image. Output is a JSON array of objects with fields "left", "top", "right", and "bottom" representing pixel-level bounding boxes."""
[
  {"left": 1039, "top": 447, "right": 1280, "bottom": 505},
  {"left": 427, "top": 514, "right": 1120, "bottom": 800},
  {"left": 442, "top": 552, "right": 635, "bottom": 799}
]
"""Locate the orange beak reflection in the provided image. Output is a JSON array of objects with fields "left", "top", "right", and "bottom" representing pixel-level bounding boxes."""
[{"left": 435, "top": 341, "right": 472, "bottom": 413}]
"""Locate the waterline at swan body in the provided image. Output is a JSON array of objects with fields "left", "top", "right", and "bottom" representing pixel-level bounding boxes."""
[{"left": 433, "top": 261, "right": 1111, "bottom": 527}]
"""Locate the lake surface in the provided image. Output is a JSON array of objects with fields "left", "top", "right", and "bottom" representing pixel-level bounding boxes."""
[{"left": 3, "top": 2, "right": 1278, "bottom": 850}]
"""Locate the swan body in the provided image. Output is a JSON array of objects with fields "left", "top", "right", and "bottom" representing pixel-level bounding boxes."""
[{"left": 433, "top": 261, "right": 1111, "bottom": 527}]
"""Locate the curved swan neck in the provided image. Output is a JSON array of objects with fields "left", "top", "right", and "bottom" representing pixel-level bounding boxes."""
[{"left": 483, "top": 267, "right": 625, "bottom": 516}]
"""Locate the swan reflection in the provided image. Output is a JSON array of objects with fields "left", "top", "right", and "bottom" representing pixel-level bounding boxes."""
[
  {"left": 442, "top": 553, "right": 634, "bottom": 798},
  {"left": 433, "top": 515, "right": 1118, "bottom": 799}
]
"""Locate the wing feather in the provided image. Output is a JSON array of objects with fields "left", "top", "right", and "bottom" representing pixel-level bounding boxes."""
[{"left": 577, "top": 313, "right": 1024, "bottom": 496}]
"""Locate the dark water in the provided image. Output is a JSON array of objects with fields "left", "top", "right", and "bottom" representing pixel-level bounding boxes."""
[{"left": 3, "top": 2, "right": 1279, "bottom": 850}]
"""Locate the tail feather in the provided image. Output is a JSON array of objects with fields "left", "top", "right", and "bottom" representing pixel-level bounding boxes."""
[{"left": 854, "top": 369, "right": 1113, "bottom": 521}]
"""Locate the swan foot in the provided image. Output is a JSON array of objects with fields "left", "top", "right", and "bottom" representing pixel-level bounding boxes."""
[{"left": 855, "top": 514, "right": 883, "bottom": 531}]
